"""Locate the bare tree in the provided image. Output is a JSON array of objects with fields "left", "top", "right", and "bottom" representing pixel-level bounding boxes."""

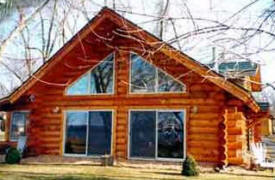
[{"left": 0, "top": 0, "right": 274, "bottom": 99}]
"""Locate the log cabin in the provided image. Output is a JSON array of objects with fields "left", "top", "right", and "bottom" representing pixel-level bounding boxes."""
[{"left": 0, "top": 7, "right": 270, "bottom": 166}]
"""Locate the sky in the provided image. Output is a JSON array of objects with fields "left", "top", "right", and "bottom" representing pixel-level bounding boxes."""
[
  {"left": 0, "top": 0, "right": 274, "bottom": 96},
  {"left": 118, "top": 0, "right": 275, "bottom": 83}
]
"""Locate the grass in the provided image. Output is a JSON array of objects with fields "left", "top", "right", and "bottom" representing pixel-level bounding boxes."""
[{"left": 0, "top": 164, "right": 274, "bottom": 180}]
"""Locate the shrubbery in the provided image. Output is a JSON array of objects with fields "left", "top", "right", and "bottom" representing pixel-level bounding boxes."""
[
  {"left": 5, "top": 147, "right": 21, "bottom": 164},
  {"left": 182, "top": 155, "right": 199, "bottom": 176}
]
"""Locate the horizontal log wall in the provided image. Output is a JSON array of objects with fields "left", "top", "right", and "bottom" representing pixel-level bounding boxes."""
[{"left": 4, "top": 36, "right": 248, "bottom": 165}]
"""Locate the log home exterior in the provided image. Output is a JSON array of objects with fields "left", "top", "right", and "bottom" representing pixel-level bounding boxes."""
[{"left": 0, "top": 8, "right": 268, "bottom": 166}]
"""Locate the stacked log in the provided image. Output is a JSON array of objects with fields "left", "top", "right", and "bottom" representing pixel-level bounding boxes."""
[
  {"left": 218, "top": 109, "right": 228, "bottom": 167},
  {"left": 224, "top": 108, "right": 247, "bottom": 165},
  {"left": 3, "top": 48, "right": 251, "bottom": 166}
]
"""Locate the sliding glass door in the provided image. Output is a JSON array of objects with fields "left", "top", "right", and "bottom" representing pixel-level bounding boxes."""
[
  {"left": 157, "top": 111, "right": 184, "bottom": 159},
  {"left": 65, "top": 112, "right": 87, "bottom": 155},
  {"left": 129, "top": 110, "right": 185, "bottom": 160},
  {"left": 88, "top": 111, "right": 112, "bottom": 155},
  {"left": 64, "top": 110, "right": 112, "bottom": 156},
  {"left": 129, "top": 111, "right": 156, "bottom": 158}
]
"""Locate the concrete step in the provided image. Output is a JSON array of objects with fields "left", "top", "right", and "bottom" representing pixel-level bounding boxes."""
[
  {"left": 266, "top": 151, "right": 275, "bottom": 156},
  {"left": 266, "top": 146, "right": 275, "bottom": 150},
  {"left": 266, "top": 155, "right": 275, "bottom": 161},
  {"left": 261, "top": 137, "right": 275, "bottom": 161},
  {"left": 262, "top": 138, "right": 275, "bottom": 146},
  {"left": 257, "top": 136, "right": 275, "bottom": 161},
  {"left": 263, "top": 136, "right": 275, "bottom": 141}
]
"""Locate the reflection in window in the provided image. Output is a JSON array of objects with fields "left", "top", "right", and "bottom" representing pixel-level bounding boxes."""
[
  {"left": 158, "top": 70, "right": 184, "bottom": 92},
  {"left": 131, "top": 54, "right": 156, "bottom": 92},
  {"left": 10, "top": 112, "right": 29, "bottom": 141},
  {"left": 157, "top": 111, "right": 184, "bottom": 159},
  {"left": 130, "top": 111, "right": 156, "bottom": 158},
  {"left": 129, "top": 110, "right": 185, "bottom": 160},
  {"left": 0, "top": 114, "right": 5, "bottom": 141},
  {"left": 90, "top": 55, "right": 114, "bottom": 94},
  {"left": 67, "top": 74, "right": 89, "bottom": 95},
  {"left": 88, "top": 111, "right": 112, "bottom": 155},
  {"left": 130, "top": 53, "right": 185, "bottom": 93},
  {"left": 65, "top": 111, "right": 112, "bottom": 156},
  {"left": 65, "top": 112, "right": 87, "bottom": 154},
  {"left": 67, "top": 53, "right": 114, "bottom": 95}
]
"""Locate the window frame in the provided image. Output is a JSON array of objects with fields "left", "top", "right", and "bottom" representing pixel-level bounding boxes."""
[
  {"left": 129, "top": 52, "right": 186, "bottom": 94},
  {"left": 65, "top": 52, "right": 115, "bottom": 96},
  {"left": 128, "top": 109, "right": 186, "bottom": 162},
  {"left": 0, "top": 113, "right": 6, "bottom": 142},
  {"left": 63, "top": 109, "right": 114, "bottom": 157},
  {"left": 10, "top": 110, "right": 30, "bottom": 142}
]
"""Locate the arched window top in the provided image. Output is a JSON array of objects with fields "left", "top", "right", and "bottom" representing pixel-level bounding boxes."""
[
  {"left": 130, "top": 53, "right": 186, "bottom": 93},
  {"left": 66, "top": 53, "right": 114, "bottom": 95}
]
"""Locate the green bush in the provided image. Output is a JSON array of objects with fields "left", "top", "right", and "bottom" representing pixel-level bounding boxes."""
[
  {"left": 5, "top": 147, "right": 21, "bottom": 164},
  {"left": 181, "top": 155, "right": 199, "bottom": 176}
]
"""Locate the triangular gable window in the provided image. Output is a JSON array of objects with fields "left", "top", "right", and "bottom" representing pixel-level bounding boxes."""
[
  {"left": 130, "top": 53, "right": 185, "bottom": 93},
  {"left": 67, "top": 53, "right": 114, "bottom": 95}
]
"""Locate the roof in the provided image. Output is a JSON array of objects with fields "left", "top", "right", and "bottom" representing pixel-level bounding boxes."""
[
  {"left": 257, "top": 102, "right": 269, "bottom": 112},
  {"left": 208, "top": 61, "right": 258, "bottom": 77},
  {"left": 0, "top": 7, "right": 260, "bottom": 112},
  {"left": 252, "top": 92, "right": 269, "bottom": 112}
]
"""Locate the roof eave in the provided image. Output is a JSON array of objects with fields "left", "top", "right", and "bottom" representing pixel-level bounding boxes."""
[
  {"left": 0, "top": 97, "right": 11, "bottom": 109},
  {"left": 0, "top": 7, "right": 261, "bottom": 113}
]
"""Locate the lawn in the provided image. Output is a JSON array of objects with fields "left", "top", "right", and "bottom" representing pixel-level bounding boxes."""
[{"left": 0, "top": 164, "right": 274, "bottom": 180}]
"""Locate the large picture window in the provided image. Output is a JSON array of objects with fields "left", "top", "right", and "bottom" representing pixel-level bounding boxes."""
[
  {"left": 129, "top": 110, "right": 185, "bottom": 160},
  {"left": 66, "top": 53, "right": 114, "bottom": 95},
  {"left": 64, "top": 110, "right": 112, "bottom": 156},
  {"left": 10, "top": 111, "right": 29, "bottom": 141},
  {"left": 130, "top": 53, "right": 185, "bottom": 93}
]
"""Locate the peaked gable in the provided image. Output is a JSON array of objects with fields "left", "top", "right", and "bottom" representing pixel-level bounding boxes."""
[{"left": 0, "top": 7, "right": 259, "bottom": 112}]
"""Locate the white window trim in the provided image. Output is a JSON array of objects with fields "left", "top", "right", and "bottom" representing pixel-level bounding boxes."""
[
  {"left": 128, "top": 109, "right": 186, "bottom": 162},
  {"left": 10, "top": 110, "right": 30, "bottom": 142},
  {"left": 65, "top": 52, "right": 116, "bottom": 96},
  {"left": 129, "top": 52, "right": 186, "bottom": 94},
  {"left": 63, "top": 109, "right": 114, "bottom": 158}
]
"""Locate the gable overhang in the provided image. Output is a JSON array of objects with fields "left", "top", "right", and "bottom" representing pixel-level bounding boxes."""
[{"left": 0, "top": 7, "right": 260, "bottom": 113}]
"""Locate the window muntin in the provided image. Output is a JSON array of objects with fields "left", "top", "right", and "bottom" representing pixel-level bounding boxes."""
[
  {"left": 129, "top": 110, "right": 185, "bottom": 160},
  {"left": 64, "top": 110, "right": 113, "bottom": 156},
  {"left": 130, "top": 53, "right": 185, "bottom": 93},
  {"left": 10, "top": 112, "right": 29, "bottom": 141},
  {"left": 67, "top": 53, "right": 114, "bottom": 95}
]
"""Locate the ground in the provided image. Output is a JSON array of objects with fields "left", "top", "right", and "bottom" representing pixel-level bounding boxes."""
[{"left": 0, "top": 164, "right": 274, "bottom": 180}]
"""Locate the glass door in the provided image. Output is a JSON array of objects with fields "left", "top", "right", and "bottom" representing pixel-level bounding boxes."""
[
  {"left": 64, "top": 111, "right": 112, "bottom": 156},
  {"left": 64, "top": 112, "right": 88, "bottom": 155},
  {"left": 87, "top": 111, "right": 112, "bottom": 156},
  {"left": 129, "top": 111, "right": 156, "bottom": 159},
  {"left": 157, "top": 111, "right": 184, "bottom": 159}
]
